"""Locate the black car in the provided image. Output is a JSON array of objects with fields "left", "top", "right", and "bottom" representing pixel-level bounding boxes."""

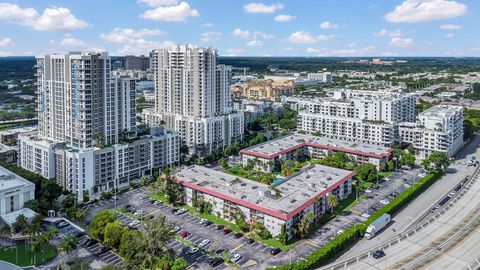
[
  {"left": 171, "top": 208, "right": 179, "bottom": 214},
  {"left": 246, "top": 238, "right": 255, "bottom": 244},
  {"left": 74, "top": 231, "right": 85, "bottom": 238},
  {"left": 203, "top": 221, "right": 212, "bottom": 226},
  {"left": 215, "top": 224, "right": 224, "bottom": 230},
  {"left": 233, "top": 232, "right": 243, "bottom": 239},
  {"left": 372, "top": 249, "right": 385, "bottom": 259},
  {"left": 208, "top": 257, "right": 223, "bottom": 267},
  {"left": 95, "top": 246, "right": 111, "bottom": 255},
  {"left": 215, "top": 248, "right": 227, "bottom": 255},
  {"left": 270, "top": 248, "right": 281, "bottom": 256}
]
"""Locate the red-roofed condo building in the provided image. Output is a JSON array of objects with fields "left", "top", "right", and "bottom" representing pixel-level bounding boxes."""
[
  {"left": 174, "top": 164, "right": 354, "bottom": 240},
  {"left": 240, "top": 133, "right": 392, "bottom": 173}
]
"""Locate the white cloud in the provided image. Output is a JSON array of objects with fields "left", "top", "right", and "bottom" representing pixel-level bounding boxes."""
[
  {"left": 439, "top": 24, "right": 462, "bottom": 30},
  {"left": 140, "top": 2, "right": 199, "bottom": 22},
  {"left": 101, "top": 28, "right": 166, "bottom": 44},
  {"left": 0, "top": 38, "right": 13, "bottom": 47},
  {"left": 201, "top": 32, "right": 222, "bottom": 43},
  {"left": 0, "top": 51, "right": 13, "bottom": 57},
  {"left": 137, "top": 0, "right": 178, "bottom": 7},
  {"left": 60, "top": 37, "right": 88, "bottom": 48},
  {"left": 288, "top": 31, "right": 335, "bottom": 44},
  {"left": 253, "top": 31, "right": 274, "bottom": 40},
  {"left": 389, "top": 37, "right": 415, "bottom": 47},
  {"left": 116, "top": 40, "right": 176, "bottom": 55},
  {"left": 381, "top": 52, "right": 399, "bottom": 56},
  {"left": 202, "top": 22, "right": 214, "bottom": 27},
  {"left": 247, "top": 40, "right": 262, "bottom": 47},
  {"left": 320, "top": 21, "right": 339, "bottom": 29},
  {"left": 274, "top": 14, "right": 295, "bottom": 22},
  {"left": 0, "top": 3, "right": 89, "bottom": 32},
  {"left": 232, "top": 28, "right": 250, "bottom": 39},
  {"left": 385, "top": 0, "right": 468, "bottom": 23},
  {"left": 224, "top": 48, "right": 244, "bottom": 56},
  {"left": 243, "top": 3, "right": 283, "bottom": 13},
  {"left": 282, "top": 47, "right": 295, "bottom": 52},
  {"left": 446, "top": 33, "right": 455, "bottom": 38},
  {"left": 375, "top": 29, "right": 402, "bottom": 37}
]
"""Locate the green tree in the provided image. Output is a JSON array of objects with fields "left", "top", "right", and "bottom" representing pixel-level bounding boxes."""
[
  {"left": 387, "top": 160, "right": 395, "bottom": 171},
  {"left": 219, "top": 157, "right": 229, "bottom": 170},
  {"left": 428, "top": 151, "right": 449, "bottom": 170},
  {"left": 119, "top": 229, "right": 147, "bottom": 267},
  {"left": 327, "top": 194, "right": 339, "bottom": 214},
  {"left": 13, "top": 214, "right": 28, "bottom": 233},
  {"left": 354, "top": 163, "right": 376, "bottom": 184},
  {"left": 90, "top": 210, "right": 116, "bottom": 241},
  {"left": 278, "top": 224, "right": 288, "bottom": 244},
  {"left": 59, "top": 235, "right": 78, "bottom": 263},
  {"left": 103, "top": 221, "right": 126, "bottom": 248},
  {"left": 294, "top": 212, "right": 314, "bottom": 239},
  {"left": 143, "top": 215, "right": 176, "bottom": 266},
  {"left": 400, "top": 153, "right": 416, "bottom": 167},
  {"left": 99, "top": 265, "right": 123, "bottom": 270},
  {"left": 171, "top": 258, "right": 188, "bottom": 270}
]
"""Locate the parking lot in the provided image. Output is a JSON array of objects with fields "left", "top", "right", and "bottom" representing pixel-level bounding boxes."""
[
  {"left": 83, "top": 167, "right": 426, "bottom": 269},
  {"left": 51, "top": 219, "right": 124, "bottom": 269}
]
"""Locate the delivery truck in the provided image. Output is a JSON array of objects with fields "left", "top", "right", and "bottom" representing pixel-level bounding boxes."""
[{"left": 364, "top": 213, "right": 391, "bottom": 239}]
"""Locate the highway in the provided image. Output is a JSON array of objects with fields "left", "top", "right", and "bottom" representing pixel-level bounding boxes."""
[{"left": 320, "top": 160, "right": 480, "bottom": 270}]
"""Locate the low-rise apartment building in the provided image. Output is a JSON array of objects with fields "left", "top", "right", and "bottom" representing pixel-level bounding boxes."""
[
  {"left": 0, "top": 166, "right": 35, "bottom": 215},
  {"left": 399, "top": 105, "right": 464, "bottom": 159},
  {"left": 235, "top": 79, "right": 295, "bottom": 101},
  {"left": 174, "top": 164, "right": 354, "bottom": 239},
  {"left": 240, "top": 133, "right": 392, "bottom": 172}
]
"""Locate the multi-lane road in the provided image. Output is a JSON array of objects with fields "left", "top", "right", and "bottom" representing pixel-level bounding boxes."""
[{"left": 321, "top": 134, "right": 480, "bottom": 270}]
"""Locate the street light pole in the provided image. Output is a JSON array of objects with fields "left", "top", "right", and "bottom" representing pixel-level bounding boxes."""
[{"left": 114, "top": 179, "right": 117, "bottom": 209}]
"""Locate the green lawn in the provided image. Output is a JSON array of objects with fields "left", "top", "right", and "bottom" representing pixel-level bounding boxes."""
[{"left": 0, "top": 243, "right": 57, "bottom": 266}]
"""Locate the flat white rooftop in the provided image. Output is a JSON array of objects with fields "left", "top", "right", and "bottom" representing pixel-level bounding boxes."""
[
  {"left": 0, "top": 166, "right": 35, "bottom": 191},
  {"left": 419, "top": 105, "right": 463, "bottom": 119},
  {"left": 240, "top": 133, "right": 392, "bottom": 159},
  {"left": 174, "top": 164, "right": 354, "bottom": 220}
]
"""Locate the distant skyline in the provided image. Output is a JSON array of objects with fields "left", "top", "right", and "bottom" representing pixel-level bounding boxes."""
[{"left": 0, "top": 0, "right": 478, "bottom": 57}]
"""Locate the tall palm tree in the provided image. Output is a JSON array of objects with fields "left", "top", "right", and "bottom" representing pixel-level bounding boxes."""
[
  {"left": 59, "top": 235, "right": 77, "bottom": 264},
  {"left": 327, "top": 194, "right": 339, "bottom": 214}
]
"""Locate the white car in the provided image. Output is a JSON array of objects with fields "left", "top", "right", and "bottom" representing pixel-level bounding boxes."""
[
  {"left": 379, "top": 199, "right": 390, "bottom": 205},
  {"left": 175, "top": 209, "right": 187, "bottom": 215},
  {"left": 198, "top": 239, "right": 211, "bottom": 248},
  {"left": 364, "top": 189, "right": 372, "bottom": 194},
  {"left": 171, "top": 226, "right": 180, "bottom": 233},
  {"left": 154, "top": 201, "right": 162, "bottom": 206},
  {"left": 129, "top": 220, "right": 140, "bottom": 227},
  {"left": 230, "top": 253, "right": 242, "bottom": 263},
  {"left": 187, "top": 247, "right": 199, "bottom": 254},
  {"left": 403, "top": 183, "right": 411, "bottom": 188},
  {"left": 199, "top": 218, "right": 208, "bottom": 225}
]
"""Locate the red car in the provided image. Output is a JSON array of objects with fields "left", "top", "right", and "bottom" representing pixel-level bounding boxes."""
[
  {"left": 179, "top": 231, "right": 190, "bottom": 238},
  {"left": 223, "top": 228, "right": 232, "bottom": 235}
]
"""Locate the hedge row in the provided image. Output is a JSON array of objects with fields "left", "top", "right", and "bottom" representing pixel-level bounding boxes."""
[{"left": 270, "top": 170, "right": 443, "bottom": 270}]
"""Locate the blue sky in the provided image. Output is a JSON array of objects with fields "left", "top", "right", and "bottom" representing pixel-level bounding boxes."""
[{"left": 0, "top": 0, "right": 478, "bottom": 57}]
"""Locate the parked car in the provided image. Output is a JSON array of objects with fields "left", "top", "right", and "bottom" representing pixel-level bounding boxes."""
[
  {"left": 230, "top": 253, "right": 243, "bottom": 263},
  {"left": 215, "top": 248, "right": 227, "bottom": 255},
  {"left": 215, "top": 224, "right": 224, "bottom": 230},
  {"left": 203, "top": 220, "right": 212, "bottom": 226},
  {"left": 95, "top": 246, "right": 111, "bottom": 255},
  {"left": 154, "top": 201, "right": 162, "bottom": 206},
  {"left": 379, "top": 199, "right": 390, "bottom": 205},
  {"left": 270, "top": 248, "right": 281, "bottom": 256},
  {"left": 208, "top": 257, "right": 223, "bottom": 267},
  {"left": 198, "top": 239, "right": 211, "bottom": 248},
  {"left": 199, "top": 219, "right": 208, "bottom": 225},
  {"left": 171, "top": 208, "right": 179, "bottom": 214},
  {"left": 175, "top": 209, "right": 187, "bottom": 215},
  {"left": 372, "top": 249, "right": 386, "bottom": 259},
  {"left": 247, "top": 238, "right": 255, "bottom": 244},
  {"left": 73, "top": 231, "right": 85, "bottom": 238},
  {"left": 233, "top": 232, "right": 243, "bottom": 239},
  {"left": 223, "top": 228, "right": 232, "bottom": 235},
  {"left": 179, "top": 231, "right": 190, "bottom": 238},
  {"left": 171, "top": 226, "right": 180, "bottom": 233},
  {"left": 187, "top": 247, "right": 199, "bottom": 255},
  {"left": 55, "top": 220, "right": 69, "bottom": 229}
]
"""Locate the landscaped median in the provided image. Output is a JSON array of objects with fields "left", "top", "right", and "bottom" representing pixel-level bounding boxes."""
[{"left": 269, "top": 170, "right": 443, "bottom": 270}]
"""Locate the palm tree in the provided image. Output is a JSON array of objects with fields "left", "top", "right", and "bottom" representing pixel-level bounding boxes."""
[
  {"left": 59, "top": 235, "right": 77, "bottom": 264},
  {"left": 327, "top": 194, "right": 339, "bottom": 214}
]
